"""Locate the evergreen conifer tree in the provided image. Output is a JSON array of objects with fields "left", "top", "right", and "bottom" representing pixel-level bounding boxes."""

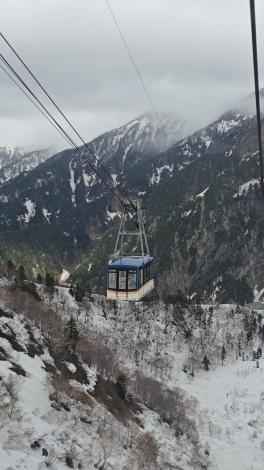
[
  {"left": 25, "top": 281, "right": 41, "bottom": 300},
  {"left": 36, "top": 273, "right": 42, "bottom": 284},
  {"left": 65, "top": 316, "right": 79, "bottom": 346},
  {"left": 221, "top": 345, "right": 226, "bottom": 365},
  {"left": 45, "top": 272, "right": 55, "bottom": 293},
  {"left": 203, "top": 355, "right": 210, "bottom": 371},
  {"left": 74, "top": 283, "right": 85, "bottom": 303},
  {"left": 17, "top": 265, "right": 26, "bottom": 284},
  {"left": 116, "top": 373, "right": 127, "bottom": 400},
  {"left": 7, "top": 259, "right": 15, "bottom": 279}
]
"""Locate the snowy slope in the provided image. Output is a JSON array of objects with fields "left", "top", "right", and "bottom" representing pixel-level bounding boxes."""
[
  {"left": 147, "top": 89, "right": 264, "bottom": 188},
  {"left": 46, "top": 288, "right": 264, "bottom": 470},
  {"left": 91, "top": 112, "right": 191, "bottom": 168},
  {"left": 148, "top": 111, "right": 256, "bottom": 187},
  {"left": 0, "top": 146, "right": 52, "bottom": 184},
  {"left": 1, "top": 277, "right": 264, "bottom": 469},
  {"left": 0, "top": 283, "right": 209, "bottom": 470}
]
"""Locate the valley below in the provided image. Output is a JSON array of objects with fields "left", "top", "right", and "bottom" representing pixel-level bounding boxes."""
[{"left": 0, "top": 278, "right": 264, "bottom": 469}]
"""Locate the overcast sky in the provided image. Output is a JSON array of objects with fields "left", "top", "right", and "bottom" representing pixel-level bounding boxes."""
[{"left": 0, "top": 0, "right": 264, "bottom": 149}]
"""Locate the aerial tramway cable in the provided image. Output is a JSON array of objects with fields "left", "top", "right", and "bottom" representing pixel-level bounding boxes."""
[
  {"left": 0, "top": 38, "right": 154, "bottom": 300},
  {"left": 0, "top": 45, "right": 135, "bottom": 213},
  {"left": 249, "top": 0, "right": 264, "bottom": 205},
  {"left": 0, "top": 53, "right": 97, "bottom": 166},
  {"left": 0, "top": 32, "right": 129, "bottom": 208},
  {"left": 105, "top": 0, "right": 158, "bottom": 122},
  {"left": 0, "top": 32, "right": 135, "bottom": 211},
  {"left": 0, "top": 63, "right": 73, "bottom": 148}
]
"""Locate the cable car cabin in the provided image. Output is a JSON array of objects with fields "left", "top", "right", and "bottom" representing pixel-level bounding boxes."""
[{"left": 107, "top": 255, "right": 154, "bottom": 301}]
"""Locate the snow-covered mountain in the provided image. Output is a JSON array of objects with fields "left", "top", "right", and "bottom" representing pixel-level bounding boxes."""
[
  {"left": 91, "top": 113, "right": 191, "bottom": 170},
  {"left": 0, "top": 113, "right": 191, "bottom": 276},
  {"left": 0, "top": 146, "right": 52, "bottom": 184},
  {"left": 0, "top": 98, "right": 263, "bottom": 301}
]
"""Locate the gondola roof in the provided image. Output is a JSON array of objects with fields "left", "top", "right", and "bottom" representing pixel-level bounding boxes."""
[{"left": 108, "top": 255, "right": 154, "bottom": 269}]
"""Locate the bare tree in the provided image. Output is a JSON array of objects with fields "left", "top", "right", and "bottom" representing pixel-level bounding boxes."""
[
  {"left": 124, "top": 432, "right": 159, "bottom": 470},
  {"left": 94, "top": 434, "right": 115, "bottom": 470},
  {"left": 38, "top": 448, "right": 57, "bottom": 470},
  {"left": 0, "top": 374, "right": 21, "bottom": 428},
  {"left": 121, "top": 421, "right": 138, "bottom": 450},
  {"left": 77, "top": 334, "right": 119, "bottom": 378},
  {"left": 136, "top": 432, "right": 159, "bottom": 469}
]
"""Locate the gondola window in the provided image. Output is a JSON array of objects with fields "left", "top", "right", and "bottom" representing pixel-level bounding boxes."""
[
  {"left": 128, "top": 270, "right": 137, "bottom": 290},
  {"left": 109, "top": 270, "right": 117, "bottom": 289}
]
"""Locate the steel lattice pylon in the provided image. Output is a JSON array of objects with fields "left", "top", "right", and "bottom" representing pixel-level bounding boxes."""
[{"left": 114, "top": 198, "right": 149, "bottom": 258}]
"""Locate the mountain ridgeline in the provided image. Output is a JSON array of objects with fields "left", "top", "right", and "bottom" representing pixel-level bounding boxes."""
[{"left": 0, "top": 97, "right": 264, "bottom": 303}]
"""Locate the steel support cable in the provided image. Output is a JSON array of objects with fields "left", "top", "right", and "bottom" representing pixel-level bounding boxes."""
[
  {"left": 0, "top": 32, "right": 134, "bottom": 211},
  {"left": 105, "top": 0, "right": 159, "bottom": 122},
  {"left": 0, "top": 63, "right": 73, "bottom": 148},
  {"left": 0, "top": 52, "right": 128, "bottom": 209},
  {"left": 249, "top": 0, "right": 264, "bottom": 205}
]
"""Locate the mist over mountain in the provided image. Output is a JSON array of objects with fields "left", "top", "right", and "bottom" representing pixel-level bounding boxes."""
[
  {"left": 231, "top": 88, "right": 264, "bottom": 116},
  {"left": 0, "top": 93, "right": 263, "bottom": 305}
]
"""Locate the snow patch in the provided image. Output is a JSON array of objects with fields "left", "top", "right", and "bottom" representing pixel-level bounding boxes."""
[
  {"left": 42, "top": 208, "right": 52, "bottom": 223},
  {"left": 122, "top": 144, "right": 132, "bottom": 164},
  {"left": 18, "top": 199, "right": 36, "bottom": 223},
  {"left": 82, "top": 171, "right": 96, "bottom": 188},
  {"left": 200, "top": 133, "right": 211, "bottom": 148},
  {"left": 234, "top": 178, "right": 259, "bottom": 198},
  {"left": 111, "top": 173, "right": 118, "bottom": 185},
  {"left": 150, "top": 164, "right": 174, "bottom": 185},
  {"left": 69, "top": 160, "right": 76, "bottom": 206},
  {"left": 0, "top": 194, "right": 8, "bottom": 203},
  {"left": 60, "top": 269, "right": 70, "bottom": 284},
  {"left": 106, "top": 207, "right": 121, "bottom": 221},
  {"left": 65, "top": 362, "right": 77, "bottom": 373},
  {"left": 225, "top": 149, "right": 233, "bottom": 158},
  {"left": 87, "top": 263, "right": 92, "bottom": 272},
  {"left": 196, "top": 187, "right": 209, "bottom": 198},
  {"left": 182, "top": 209, "right": 192, "bottom": 218},
  {"left": 254, "top": 285, "right": 264, "bottom": 302},
  {"left": 217, "top": 119, "right": 240, "bottom": 134}
]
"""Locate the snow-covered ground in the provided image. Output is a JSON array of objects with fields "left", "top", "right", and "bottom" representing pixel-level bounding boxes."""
[
  {"left": 0, "top": 287, "right": 207, "bottom": 469},
  {"left": 1, "top": 282, "right": 264, "bottom": 469},
  {"left": 49, "top": 288, "right": 264, "bottom": 469},
  {"left": 182, "top": 361, "right": 264, "bottom": 470}
]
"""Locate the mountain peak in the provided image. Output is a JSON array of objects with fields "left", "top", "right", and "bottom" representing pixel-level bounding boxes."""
[{"left": 89, "top": 112, "right": 192, "bottom": 169}]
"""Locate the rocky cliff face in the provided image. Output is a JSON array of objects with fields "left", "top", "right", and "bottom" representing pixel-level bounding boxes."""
[{"left": 143, "top": 105, "right": 264, "bottom": 302}]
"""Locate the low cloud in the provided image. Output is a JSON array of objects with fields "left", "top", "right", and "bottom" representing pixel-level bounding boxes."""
[{"left": 0, "top": 0, "right": 263, "bottom": 148}]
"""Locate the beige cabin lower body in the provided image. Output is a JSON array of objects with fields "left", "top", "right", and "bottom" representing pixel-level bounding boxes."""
[{"left": 107, "top": 279, "right": 154, "bottom": 301}]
